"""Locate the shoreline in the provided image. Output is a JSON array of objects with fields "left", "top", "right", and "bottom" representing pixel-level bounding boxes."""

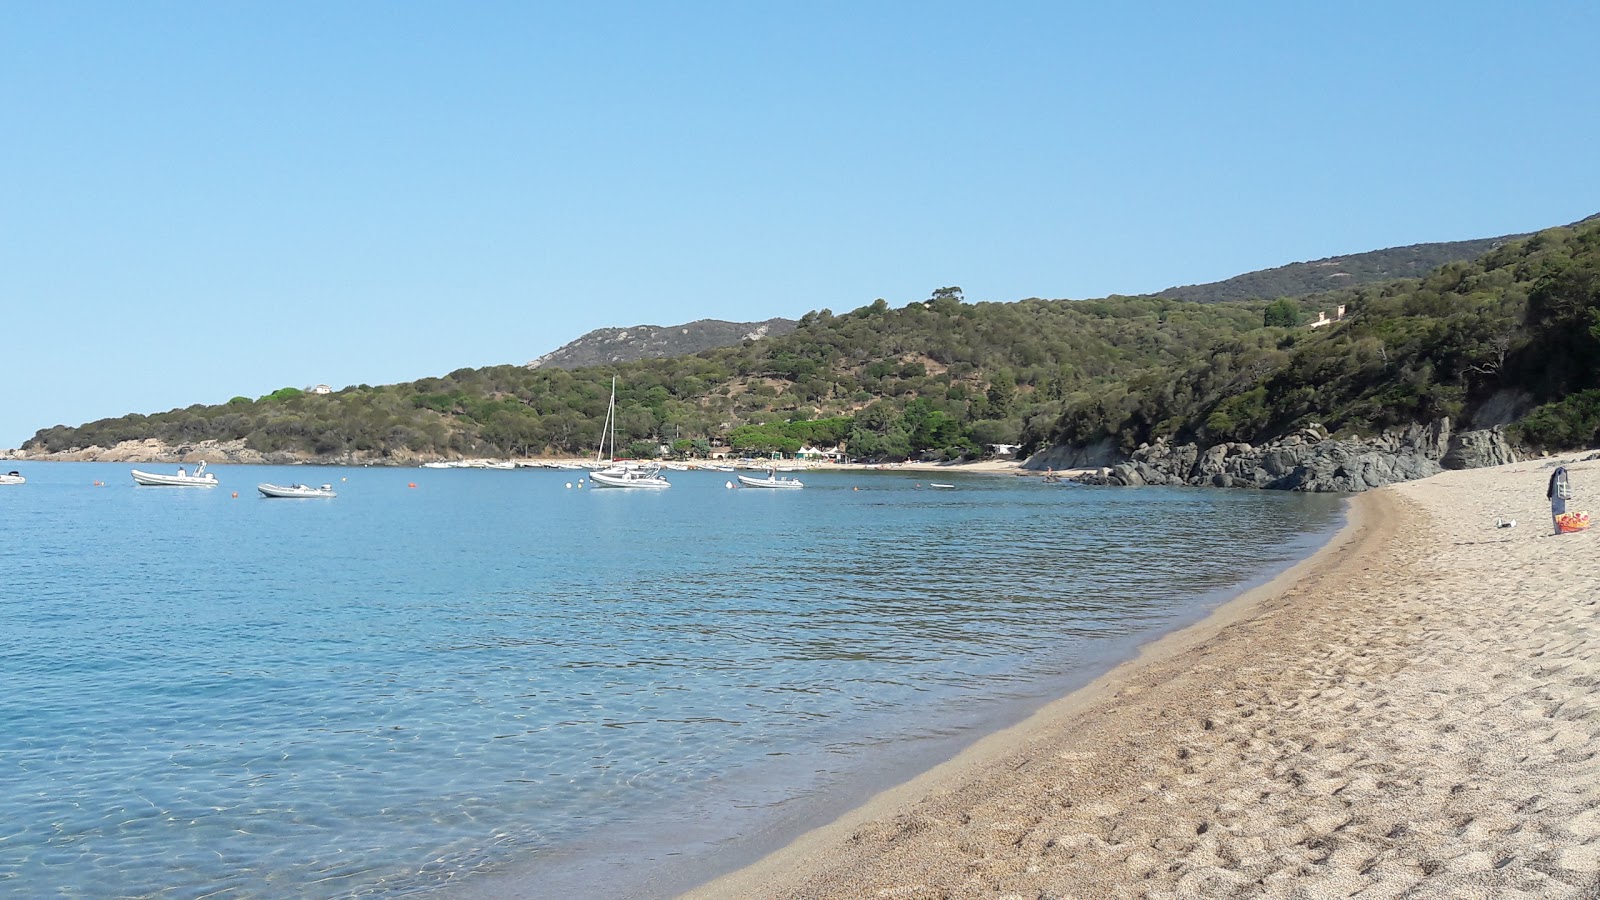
[
  {"left": 0, "top": 453, "right": 1054, "bottom": 478},
  {"left": 0, "top": 443, "right": 1043, "bottom": 473},
  {"left": 685, "top": 456, "right": 1600, "bottom": 898},
  {"left": 484, "top": 496, "right": 1346, "bottom": 900},
  {"left": 681, "top": 484, "right": 1379, "bottom": 900}
]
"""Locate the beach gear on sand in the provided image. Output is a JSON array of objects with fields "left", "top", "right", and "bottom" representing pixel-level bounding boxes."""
[
  {"left": 1556, "top": 511, "right": 1590, "bottom": 533},
  {"left": 1549, "top": 467, "right": 1574, "bottom": 502},
  {"left": 1549, "top": 467, "right": 1574, "bottom": 532}
]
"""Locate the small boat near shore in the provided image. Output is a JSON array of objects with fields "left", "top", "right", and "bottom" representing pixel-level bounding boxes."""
[
  {"left": 588, "top": 377, "right": 672, "bottom": 489},
  {"left": 132, "top": 462, "right": 218, "bottom": 487},
  {"left": 258, "top": 482, "right": 337, "bottom": 499},
  {"left": 0, "top": 470, "right": 24, "bottom": 485},
  {"left": 590, "top": 465, "right": 672, "bottom": 489},
  {"left": 737, "top": 470, "right": 804, "bottom": 489}
]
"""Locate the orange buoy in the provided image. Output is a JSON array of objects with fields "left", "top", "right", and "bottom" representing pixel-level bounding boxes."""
[
  {"left": 231, "top": 491, "right": 238, "bottom": 498},
  {"left": 408, "top": 482, "right": 417, "bottom": 488}
]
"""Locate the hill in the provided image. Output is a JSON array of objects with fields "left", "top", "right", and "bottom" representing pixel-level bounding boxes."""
[
  {"left": 1152, "top": 234, "right": 1528, "bottom": 304},
  {"left": 22, "top": 217, "right": 1600, "bottom": 465},
  {"left": 526, "top": 318, "right": 796, "bottom": 370},
  {"left": 1059, "top": 219, "right": 1600, "bottom": 454}
]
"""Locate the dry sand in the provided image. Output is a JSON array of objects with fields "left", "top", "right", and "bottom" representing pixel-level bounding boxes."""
[{"left": 686, "top": 456, "right": 1600, "bottom": 899}]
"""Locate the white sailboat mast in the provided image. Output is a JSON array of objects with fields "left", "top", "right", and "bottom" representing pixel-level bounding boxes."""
[{"left": 597, "top": 376, "right": 618, "bottom": 463}]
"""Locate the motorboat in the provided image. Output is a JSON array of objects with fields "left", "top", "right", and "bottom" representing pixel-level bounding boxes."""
[
  {"left": 258, "top": 482, "right": 337, "bottom": 498},
  {"left": 132, "top": 462, "right": 218, "bottom": 487},
  {"left": 0, "top": 470, "right": 24, "bottom": 485},
  {"left": 929, "top": 482, "right": 956, "bottom": 489},
  {"left": 737, "top": 470, "right": 804, "bottom": 489}
]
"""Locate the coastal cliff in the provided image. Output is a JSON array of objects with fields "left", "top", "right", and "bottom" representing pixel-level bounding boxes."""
[{"left": 1064, "top": 417, "right": 1518, "bottom": 492}]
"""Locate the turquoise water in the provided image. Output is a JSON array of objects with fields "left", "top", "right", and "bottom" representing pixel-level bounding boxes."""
[{"left": 0, "top": 462, "right": 1343, "bottom": 897}]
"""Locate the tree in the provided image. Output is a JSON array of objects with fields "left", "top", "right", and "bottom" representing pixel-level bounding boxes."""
[{"left": 1263, "top": 299, "right": 1300, "bottom": 328}]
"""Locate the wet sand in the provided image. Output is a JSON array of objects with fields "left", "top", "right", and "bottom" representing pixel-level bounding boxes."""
[{"left": 687, "top": 457, "right": 1600, "bottom": 898}]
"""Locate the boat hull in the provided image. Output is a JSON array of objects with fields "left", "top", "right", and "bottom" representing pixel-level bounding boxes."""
[
  {"left": 736, "top": 475, "right": 804, "bottom": 489},
  {"left": 589, "top": 470, "right": 671, "bottom": 489},
  {"left": 131, "top": 469, "right": 218, "bottom": 487},
  {"left": 257, "top": 483, "right": 336, "bottom": 498},
  {"left": 0, "top": 474, "right": 24, "bottom": 485}
]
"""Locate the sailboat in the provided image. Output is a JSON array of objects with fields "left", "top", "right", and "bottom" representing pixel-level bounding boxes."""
[{"left": 588, "top": 377, "right": 671, "bottom": 489}]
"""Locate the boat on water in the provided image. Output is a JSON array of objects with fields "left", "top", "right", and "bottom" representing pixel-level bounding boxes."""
[
  {"left": 131, "top": 462, "right": 218, "bottom": 487},
  {"left": 258, "top": 482, "right": 337, "bottom": 499},
  {"left": 930, "top": 482, "right": 956, "bottom": 489},
  {"left": 589, "top": 377, "right": 671, "bottom": 489},
  {"left": 737, "top": 469, "right": 804, "bottom": 490},
  {"left": 0, "top": 470, "right": 24, "bottom": 485},
  {"left": 590, "top": 466, "right": 672, "bottom": 489}
]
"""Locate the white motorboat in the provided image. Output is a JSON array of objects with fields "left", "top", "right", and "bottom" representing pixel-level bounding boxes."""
[
  {"left": 0, "top": 470, "right": 24, "bottom": 485},
  {"left": 737, "top": 470, "right": 804, "bottom": 489},
  {"left": 258, "top": 482, "right": 337, "bottom": 498},
  {"left": 131, "top": 462, "right": 218, "bottom": 487},
  {"left": 588, "top": 377, "right": 671, "bottom": 489}
]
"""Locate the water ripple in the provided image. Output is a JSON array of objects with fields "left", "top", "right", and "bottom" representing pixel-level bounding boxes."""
[{"left": 0, "top": 463, "right": 1342, "bottom": 896}]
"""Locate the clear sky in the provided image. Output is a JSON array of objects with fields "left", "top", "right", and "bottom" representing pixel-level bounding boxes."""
[{"left": 2, "top": 2, "right": 1596, "bottom": 448}]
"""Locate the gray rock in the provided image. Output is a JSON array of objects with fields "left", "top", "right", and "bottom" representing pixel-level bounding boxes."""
[
  {"left": 1441, "top": 426, "right": 1518, "bottom": 470},
  {"left": 1067, "top": 417, "right": 1497, "bottom": 493}
]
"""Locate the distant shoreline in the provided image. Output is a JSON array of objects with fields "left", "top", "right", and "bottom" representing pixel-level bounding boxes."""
[{"left": 0, "top": 441, "right": 1065, "bottom": 477}]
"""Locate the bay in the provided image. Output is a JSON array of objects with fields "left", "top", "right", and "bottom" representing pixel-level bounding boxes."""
[{"left": 0, "top": 462, "right": 1344, "bottom": 897}]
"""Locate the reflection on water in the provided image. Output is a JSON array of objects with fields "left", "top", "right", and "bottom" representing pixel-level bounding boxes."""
[{"left": 0, "top": 462, "right": 1342, "bottom": 896}]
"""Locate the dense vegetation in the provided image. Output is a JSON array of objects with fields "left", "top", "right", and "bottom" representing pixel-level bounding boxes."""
[
  {"left": 1064, "top": 219, "right": 1600, "bottom": 453},
  {"left": 25, "top": 288, "right": 1271, "bottom": 461},
  {"left": 27, "top": 219, "right": 1600, "bottom": 461}
]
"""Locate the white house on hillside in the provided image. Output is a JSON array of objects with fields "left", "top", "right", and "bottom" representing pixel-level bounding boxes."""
[{"left": 1308, "top": 304, "right": 1347, "bottom": 329}]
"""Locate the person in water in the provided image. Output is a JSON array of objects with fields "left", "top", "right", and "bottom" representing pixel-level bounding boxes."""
[{"left": 1548, "top": 465, "right": 1573, "bottom": 534}]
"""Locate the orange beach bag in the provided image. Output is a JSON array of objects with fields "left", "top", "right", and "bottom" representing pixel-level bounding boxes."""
[{"left": 1557, "top": 511, "right": 1591, "bottom": 533}]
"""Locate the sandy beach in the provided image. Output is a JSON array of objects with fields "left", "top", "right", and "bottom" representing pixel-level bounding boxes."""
[{"left": 687, "top": 456, "right": 1600, "bottom": 898}]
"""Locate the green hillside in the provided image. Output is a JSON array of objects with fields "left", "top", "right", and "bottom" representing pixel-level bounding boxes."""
[
  {"left": 1062, "top": 220, "right": 1600, "bottom": 452},
  {"left": 24, "top": 288, "right": 1271, "bottom": 461},
  {"left": 1152, "top": 236, "right": 1523, "bottom": 304},
  {"left": 26, "top": 219, "right": 1600, "bottom": 462}
]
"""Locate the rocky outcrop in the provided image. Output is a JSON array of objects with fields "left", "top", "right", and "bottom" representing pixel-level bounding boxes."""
[
  {"left": 1076, "top": 418, "right": 1518, "bottom": 492},
  {"left": 1441, "top": 426, "right": 1518, "bottom": 470},
  {"left": 9, "top": 438, "right": 425, "bottom": 467},
  {"left": 527, "top": 317, "right": 797, "bottom": 370},
  {"left": 1022, "top": 439, "right": 1122, "bottom": 472}
]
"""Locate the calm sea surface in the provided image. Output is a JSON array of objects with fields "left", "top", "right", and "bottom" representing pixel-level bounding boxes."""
[{"left": 0, "top": 462, "right": 1344, "bottom": 897}]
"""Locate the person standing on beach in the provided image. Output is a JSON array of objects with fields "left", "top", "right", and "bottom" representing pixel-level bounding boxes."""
[{"left": 1548, "top": 465, "right": 1573, "bottom": 533}]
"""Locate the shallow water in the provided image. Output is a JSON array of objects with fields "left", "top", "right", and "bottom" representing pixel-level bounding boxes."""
[{"left": 0, "top": 462, "right": 1343, "bottom": 896}]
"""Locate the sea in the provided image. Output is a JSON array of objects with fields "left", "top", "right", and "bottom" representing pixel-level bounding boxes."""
[{"left": 0, "top": 462, "right": 1345, "bottom": 898}]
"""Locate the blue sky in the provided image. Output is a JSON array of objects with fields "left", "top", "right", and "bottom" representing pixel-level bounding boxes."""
[{"left": 2, "top": 2, "right": 1596, "bottom": 448}]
